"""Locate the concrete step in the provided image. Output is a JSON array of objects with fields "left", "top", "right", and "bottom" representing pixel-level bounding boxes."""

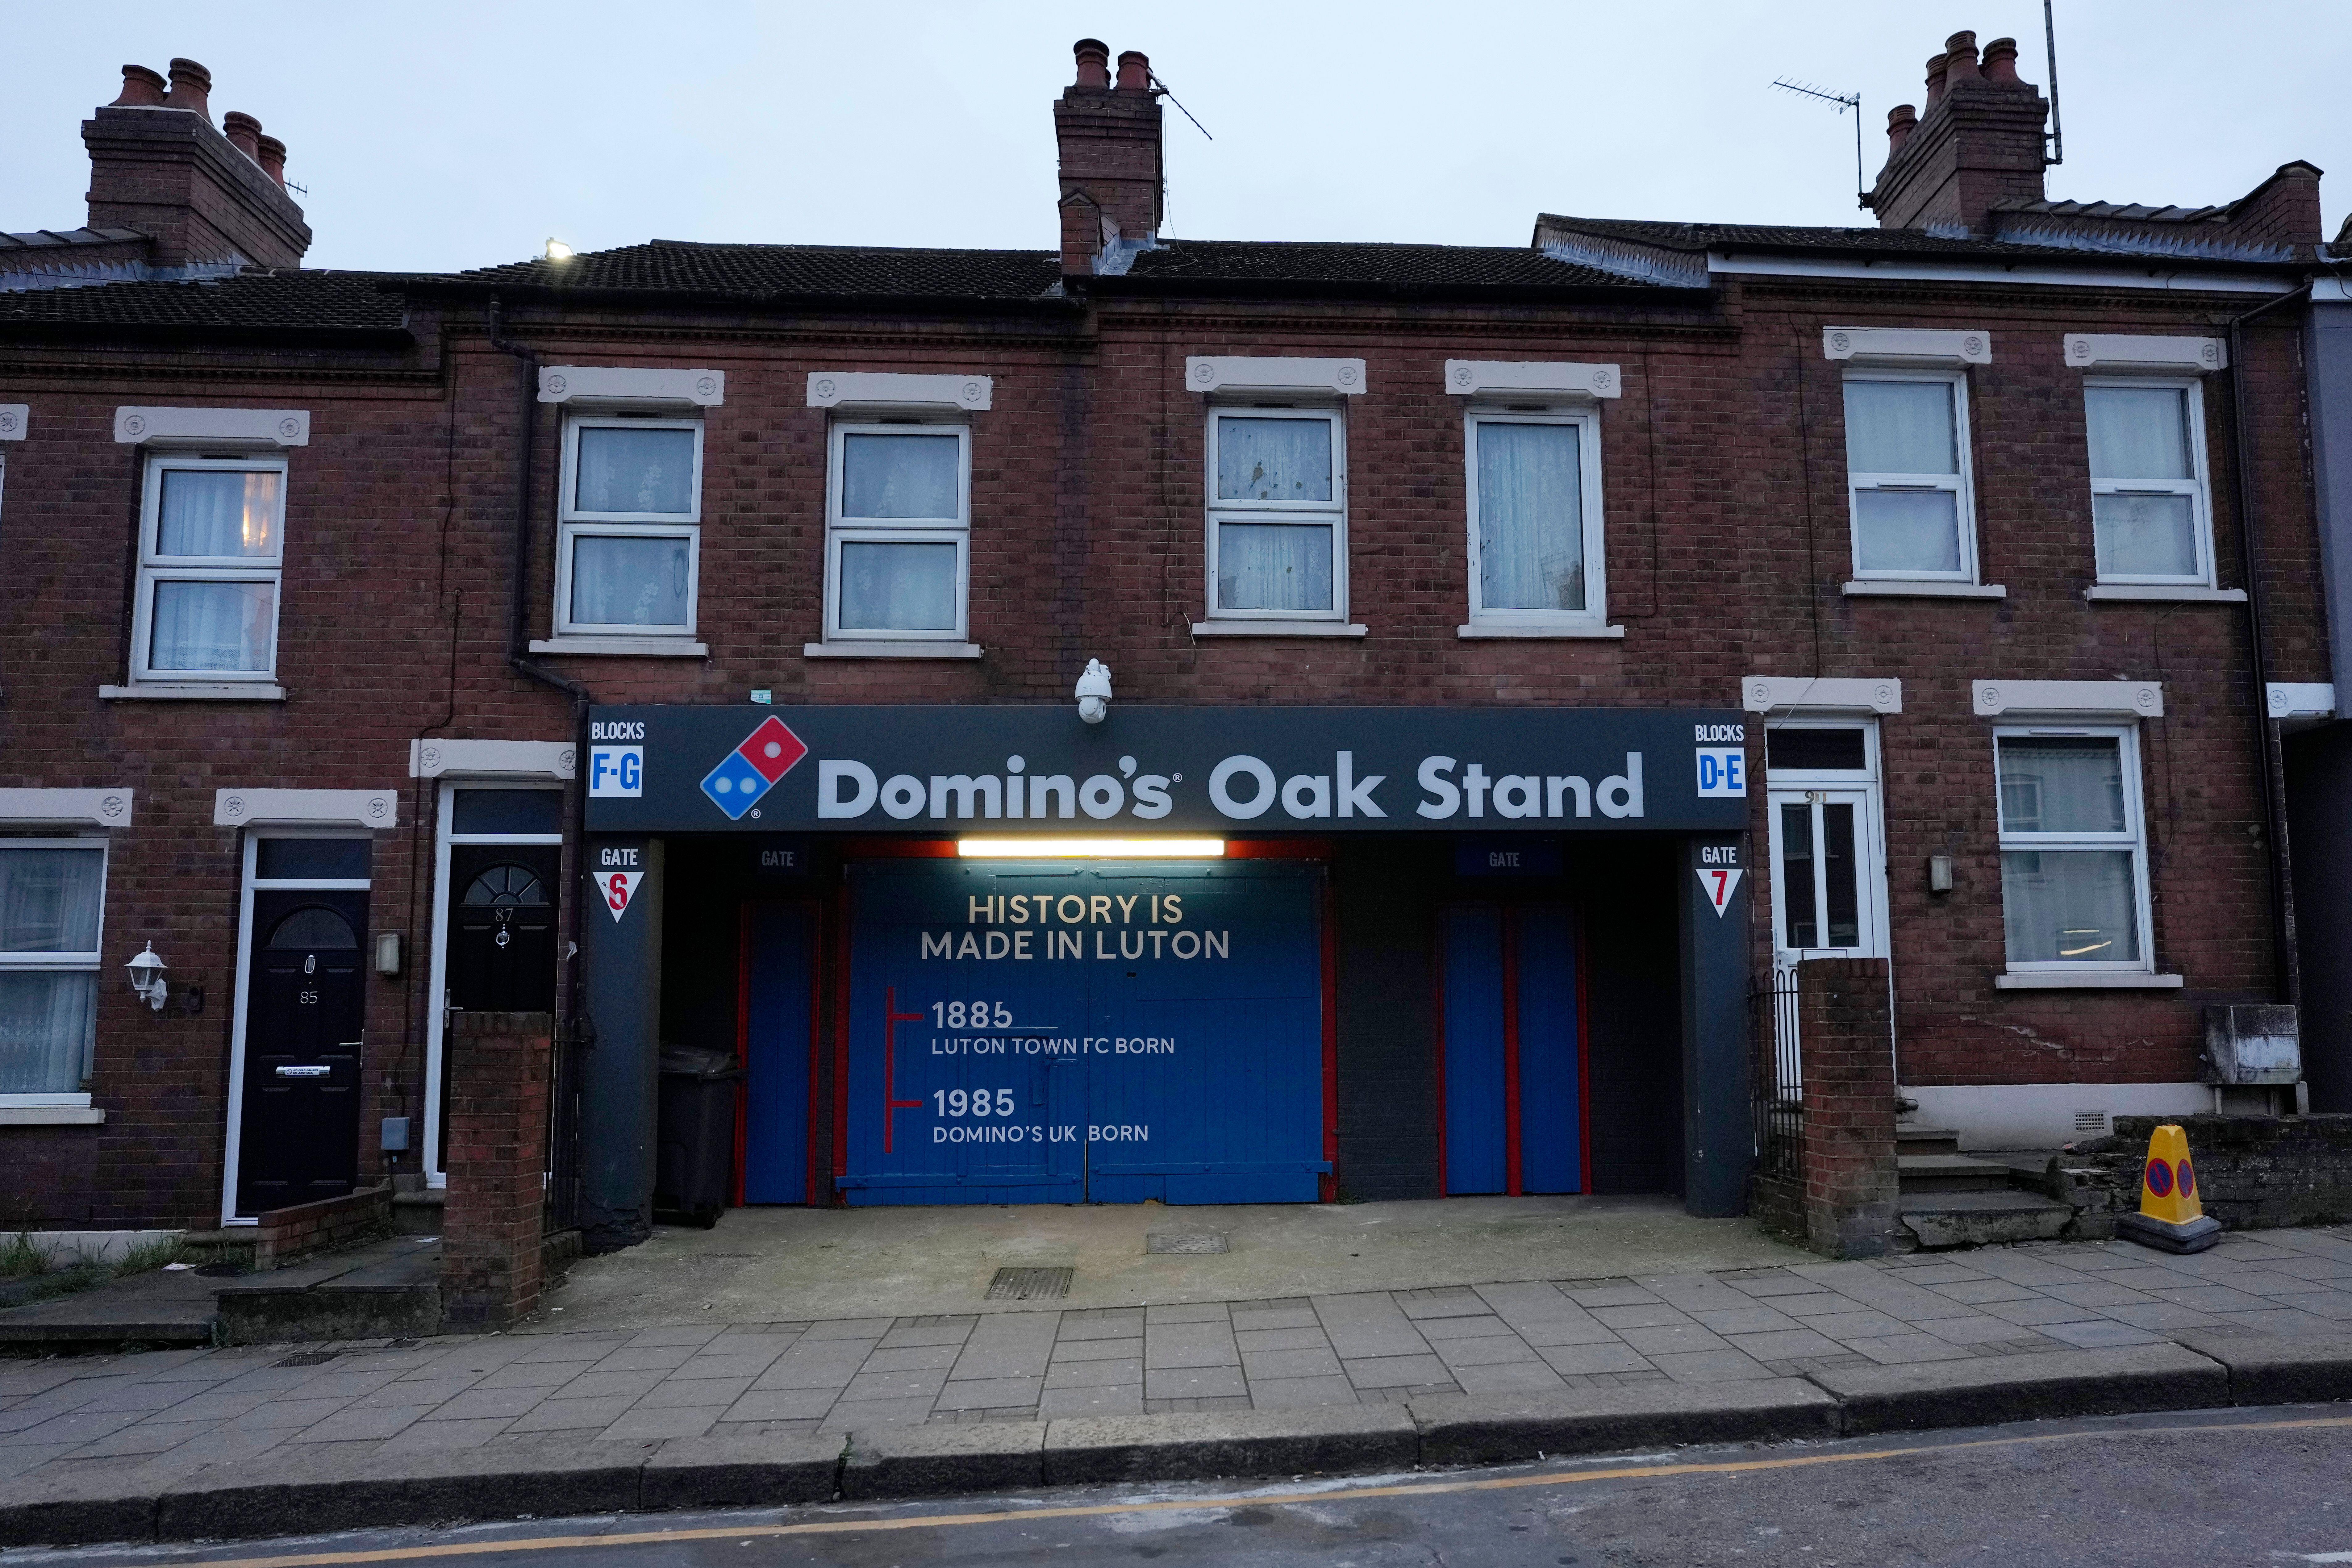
[
  {"left": 1898, "top": 1154, "right": 2018, "bottom": 1194},
  {"left": 391, "top": 1187, "right": 446, "bottom": 1236},
  {"left": 1899, "top": 1190, "right": 2076, "bottom": 1250},
  {"left": 179, "top": 1228, "right": 260, "bottom": 1269},
  {"left": 1896, "top": 1126, "right": 1963, "bottom": 1157},
  {"left": 215, "top": 1235, "right": 443, "bottom": 1345}
]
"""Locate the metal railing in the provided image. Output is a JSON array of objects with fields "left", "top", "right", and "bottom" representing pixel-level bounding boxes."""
[{"left": 1752, "top": 964, "right": 1804, "bottom": 1182}]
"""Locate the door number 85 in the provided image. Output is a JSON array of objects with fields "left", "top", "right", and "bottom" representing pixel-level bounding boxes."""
[{"left": 933, "top": 1000, "right": 1012, "bottom": 1028}]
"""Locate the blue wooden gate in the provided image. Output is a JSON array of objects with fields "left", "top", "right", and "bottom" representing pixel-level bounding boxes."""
[
  {"left": 1440, "top": 903, "right": 1584, "bottom": 1195},
  {"left": 836, "top": 858, "right": 1327, "bottom": 1205},
  {"left": 741, "top": 903, "right": 814, "bottom": 1203}
]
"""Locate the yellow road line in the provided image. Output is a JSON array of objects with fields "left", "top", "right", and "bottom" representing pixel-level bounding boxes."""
[{"left": 160, "top": 1412, "right": 2352, "bottom": 1568}]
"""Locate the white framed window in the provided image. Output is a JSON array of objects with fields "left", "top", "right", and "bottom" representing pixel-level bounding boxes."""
[
  {"left": 130, "top": 453, "right": 287, "bottom": 682},
  {"left": 2085, "top": 377, "right": 2213, "bottom": 585},
  {"left": 1205, "top": 406, "right": 1348, "bottom": 622},
  {"left": 1994, "top": 725, "right": 2154, "bottom": 974},
  {"left": 0, "top": 840, "right": 106, "bottom": 1104},
  {"left": 556, "top": 415, "right": 703, "bottom": 637},
  {"left": 822, "top": 420, "right": 971, "bottom": 643},
  {"left": 1843, "top": 370, "right": 1978, "bottom": 582},
  {"left": 1463, "top": 408, "right": 1607, "bottom": 632}
]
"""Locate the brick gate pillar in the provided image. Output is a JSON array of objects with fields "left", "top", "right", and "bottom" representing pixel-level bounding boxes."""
[
  {"left": 1796, "top": 958, "right": 1900, "bottom": 1258},
  {"left": 441, "top": 1010, "right": 553, "bottom": 1329}
]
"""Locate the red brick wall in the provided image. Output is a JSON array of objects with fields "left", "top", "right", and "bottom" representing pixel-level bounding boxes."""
[
  {"left": 440, "top": 1010, "right": 552, "bottom": 1329},
  {"left": 1798, "top": 957, "right": 1901, "bottom": 1257},
  {"left": 0, "top": 265, "right": 2325, "bottom": 1226}
]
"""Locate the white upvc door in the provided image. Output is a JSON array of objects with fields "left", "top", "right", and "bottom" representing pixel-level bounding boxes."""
[{"left": 1766, "top": 787, "right": 1886, "bottom": 965}]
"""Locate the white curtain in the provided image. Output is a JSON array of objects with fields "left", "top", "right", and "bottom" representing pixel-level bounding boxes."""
[
  {"left": 1998, "top": 738, "right": 2126, "bottom": 833},
  {"left": 840, "top": 541, "right": 957, "bottom": 630},
  {"left": 2001, "top": 851, "right": 2139, "bottom": 963},
  {"left": 1218, "top": 523, "right": 1332, "bottom": 611},
  {"left": 0, "top": 972, "right": 96, "bottom": 1094},
  {"left": 2086, "top": 386, "right": 2190, "bottom": 479},
  {"left": 2093, "top": 494, "right": 2197, "bottom": 576},
  {"left": 1476, "top": 422, "right": 1584, "bottom": 611},
  {"left": 1844, "top": 380, "right": 1957, "bottom": 474},
  {"left": 570, "top": 535, "right": 690, "bottom": 627},
  {"left": 842, "top": 434, "right": 960, "bottom": 519},
  {"left": 1218, "top": 418, "right": 1332, "bottom": 502},
  {"left": 0, "top": 849, "right": 103, "bottom": 954},
  {"left": 575, "top": 428, "right": 695, "bottom": 514},
  {"left": 158, "top": 469, "right": 278, "bottom": 557},
  {"left": 150, "top": 580, "right": 273, "bottom": 671}
]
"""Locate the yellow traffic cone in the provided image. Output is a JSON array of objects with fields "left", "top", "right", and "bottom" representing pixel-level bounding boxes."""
[{"left": 2115, "top": 1123, "right": 2222, "bottom": 1254}]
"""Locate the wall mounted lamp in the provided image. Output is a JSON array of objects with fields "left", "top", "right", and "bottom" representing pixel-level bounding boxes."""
[{"left": 125, "top": 943, "right": 167, "bottom": 1010}]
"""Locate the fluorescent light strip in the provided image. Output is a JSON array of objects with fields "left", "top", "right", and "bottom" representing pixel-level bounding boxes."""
[{"left": 956, "top": 838, "right": 1226, "bottom": 859}]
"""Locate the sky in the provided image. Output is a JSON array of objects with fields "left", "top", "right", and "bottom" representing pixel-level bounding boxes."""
[{"left": 4, "top": 2, "right": 2346, "bottom": 274}]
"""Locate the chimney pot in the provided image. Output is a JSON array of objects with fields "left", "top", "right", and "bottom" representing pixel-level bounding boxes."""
[
  {"left": 1072, "top": 38, "right": 1110, "bottom": 89},
  {"left": 1942, "top": 31, "right": 1981, "bottom": 80},
  {"left": 112, "top": 64, "right": 168, "bottom": 107},
  {"left": 256, "top": 134, "right": 287, "bottom": 186},
  {"left": 163, "top": 58, "right": 212, "bottom": 120},
  {"left": 1980, "top": 36, "right": 2023, "bottom": 84},
  {"left": 1115, "top": 50, "right": 1150, "bottom": 91},
  {"left": 223, "top": 111, "right": 263, "bottom": 161},
  {"left": 1924, "top": 54, "right": 1950, "bottom": 107},
  {"left": 1887, "top": 103, "right": 1918, "bottom": 156}
]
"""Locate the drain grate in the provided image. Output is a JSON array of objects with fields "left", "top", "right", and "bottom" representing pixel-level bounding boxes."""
[
  {"left": 1146, "top": 1232, "right": 1229, "bottom": 1255},
  {"left": 986, "top": 1266, "right": 1074, "bottom": 1301},
  {"left": 273, "top": 1350, "right": 339, "bottom": 1368}
]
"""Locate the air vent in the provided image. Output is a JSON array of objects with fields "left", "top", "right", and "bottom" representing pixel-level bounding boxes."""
[
  {"left": 986, "top": 1266, "right": 1073, "bottom": 1300},
  {"left": 2073, "top": 1110, "right": 2109, "bottom": 1133}
]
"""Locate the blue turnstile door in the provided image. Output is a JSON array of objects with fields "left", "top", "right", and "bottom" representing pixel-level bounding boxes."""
[
  {"left": 743, "top": 903, "right": 815, "bottom": 1203},
  {"left": 1441, "top": 903, "right": 1583, "bottom": 1195}
]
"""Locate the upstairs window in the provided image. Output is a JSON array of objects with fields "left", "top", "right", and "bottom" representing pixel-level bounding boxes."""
[
  {"left": 556, "top": 416, "right": 702, "bottom": 637},
  {"left": 1463, "top": 410, "right": 1606, "bottom": 631},
  {"left": 1843, "top": 372, "right": 1977, "bottom": 582},
  {"left": 823, "top": 422, "right": 970, "bottom": 642},
  {"left": 132, "top": 456, "right": 286, "bottom": 681},
  {"left": 0, "top": 843, "right": 105, "bottom": 1099},
  {"left": 1205, "top": 408, "right": 1347, "bottom": 621},
  {"left": 1995, "top": 728, "right": 2152, "bottom": 973},
  {"left": 2086, "top": 380, "right": 2212, "bottom": 584}
]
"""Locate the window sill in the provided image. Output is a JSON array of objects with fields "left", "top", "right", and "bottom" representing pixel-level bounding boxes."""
[
  {"left": 99, "top": 683, "right": 285, "bottom": 702},
  {"left": 1842, "top": 581, "right": 2008, "bottom": 600},
  {"left": 0, "top": 1105, "right": 103, "bottom": 1126},
  {"left": 1458, "top": 623, "right": 1626, "bottom": 640},
  {"left": 802, "top": 641, "right": 985, "bottom": 660},
  {"left": 1190, "top": 621, "right": 1369, "bottom": 638},
  {"left": 1992, "top": 971, "right": 2184, "bottom": 990},
  {"left": 529, "top": 636, "right": 709, "bottom": 658},
  {"left": 2084, "top": 585, "right": 2247, "bottom": 603}
]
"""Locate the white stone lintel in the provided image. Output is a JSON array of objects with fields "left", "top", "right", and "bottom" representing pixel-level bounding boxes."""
[
  {"left": 1443, "top": 361, "right": 1621, "bottom": 399},
  {"left": 409, "top": 739, "right": 577, "bottom": 781},
  {"left": 1743, "top": 677, "right": 1903, "bottom": 715},
  {"left": 806, "top": 373, "right": 990, "bottom": 411},
  {"left": 215, "top": 788, "right": 398, "bottom": 830},
  {"left": 1823, "top": 327, "right": 1991, "bottom": 366},
  {"left": 1185, "top": 357, "right": 1366, "bottom": 396},
  {"left": 540, "top": 366, "right": 724, "bottom": 406},
  {"left": 115, "top": 407, "right": 308, "bottom": 446},
  {"left": 1974, "top": 679, "right": 2163, "bottom": 718}
]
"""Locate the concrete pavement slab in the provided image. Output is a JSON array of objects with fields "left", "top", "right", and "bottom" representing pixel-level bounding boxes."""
[
  {"left": 2169, "top": 1328, "right": 2352, "bottom": 1404},
  {"left": 637, "top": 1430, "right": 843, "bottom": 1509},
  {"left": 1811, "top": 1342, "right": 2228, "bottom": 1432},
  {"left": 1044, "top": 1402, "right": 1417, "bottom": 1484},
  {"left": 1409, "top": 1376, "right": 1838, "bottom": 1465}
]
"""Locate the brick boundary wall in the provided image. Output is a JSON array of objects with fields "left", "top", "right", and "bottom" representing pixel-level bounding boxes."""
[
  {"left": 440, "top": 1011, "right": 553, "bottom": 1330},
  {"left": 251, "top": 1183, "right": 391, "bottom": 1270},
  {"left": 2050, "top": 1113, "right": 2352, "bottom": 1236},
  {"left": 1797, "top": 958, "right": 1901, "bottom": 1258}
]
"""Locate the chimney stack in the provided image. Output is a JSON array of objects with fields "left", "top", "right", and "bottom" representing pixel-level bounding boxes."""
[
  {"left": 1869, "top": 23, "right": 2050, "bottom": 234},
  {"left": 1053, "top": 38, "right": 1165, "bottom": 275},
  {"left": 84, "top": 58, "right": 310, "bottom": 269}
]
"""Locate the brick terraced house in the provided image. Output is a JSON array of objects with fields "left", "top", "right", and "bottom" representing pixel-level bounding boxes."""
[{"left": 0, "top": 30, "right": 2342, "bottom": 1258}]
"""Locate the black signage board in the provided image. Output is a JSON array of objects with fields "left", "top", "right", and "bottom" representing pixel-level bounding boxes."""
[{"left": 584, "top": 705, "right": 1751, "bottom": 835}]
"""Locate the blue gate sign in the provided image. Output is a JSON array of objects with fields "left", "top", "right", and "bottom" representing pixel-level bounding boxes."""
[{"left": 838, "top": 859, "right": 1329, "bottom": 1205}]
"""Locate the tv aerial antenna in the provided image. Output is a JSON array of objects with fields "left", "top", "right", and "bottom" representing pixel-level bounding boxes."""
[{"left": 1770, "top": 78, "right": 1869, "bottom": 211}]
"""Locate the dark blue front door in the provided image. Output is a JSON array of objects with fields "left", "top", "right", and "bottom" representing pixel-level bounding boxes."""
[
  {"left": 839, "top": 859, "right": 1326, "bottom": 1204},
  {"left": 1441, "top": 903, "right": 1583, "bottom": 1195}
]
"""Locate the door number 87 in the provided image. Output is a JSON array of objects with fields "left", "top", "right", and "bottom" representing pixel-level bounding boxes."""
[{"left": 934, "top": 1000, "right": 1012, "bottom": 1028}]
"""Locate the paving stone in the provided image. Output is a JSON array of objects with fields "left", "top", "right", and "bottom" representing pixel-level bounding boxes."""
[
  {"left": 1044, "top": 1358, "right": 1141, "bottom": 1391},
  {"left": 1717, "top": 1271, "right": 1818, "bottom": 1298},
  {"left": 65, "top": 1418, "right": 213, "bottom": 1459},
  {"left": 1806, "top": 1308, "right": 1932, "bottom": 1341},
  {"left": 1430, "top": 1336, "right": 1542, "bottom": 1370},
  {"left": 1057, "top": 1309, "right": 1145, "bottom": 1340},
  {"left": 544, "top": 1369, "right": 669, "bottom": 1403},
  {"left": 863, "top": 1343, "right": 964, "bottom": 1374},
  {"left": 2038, "top": 1319, "right": 2165, "bottom": 1349},
  {"left": 1234, "top": 1326, "right": 1330, "bottom": 1355},
  {"left": 1976, "top": 1298, "right": 2115, "bottom": 1328},
  {"left": 1396, "top": 1287, "right": 1491, "bottom": 1319},
  {"left": 937, "top": 1376, "right": 1046, "bottom": 1410},
  {"left": 1536, "top": 1342, "right": 1656, "bottom": 1377},
  {"left": 2213, "top": 1307, "right": 2352, "bottom": 1337},
  {"left": 1142, "top": 1303, "right": 1229, "bottom": 1324},
  {"left": 1590, "top": 1303, "right": 1697, "bottom": 1331},
  {"left": 377, "top": 1416, "right": 517, "bottom": 1453},
  {"left": 637, "top": 1376, "right": 757, "bottom": 1410},
  {"left": 595, "top": 1403, "right": 724, "bottom": 1442},
  {"left": 1772, "top": 1292, "right": 1875, "bottom": 1317},
  {"left": 951, "top": 1317, "right": 1060, "bottom": 1380},
  {"left": 298, "top": 1403, "right": 433, "bottom": 1442},
  {"left": 433, "top": 1385, "right": 549, "bottom": 1420},
  {"left": 1912, "top": 1314, "right": 2054, "bottom": 1347},
  {"left": 802, "top": 1318, "right": 898, "bottom": 1340},
  {"left": 1141, "top": 1366, "right": 1248, "bottom": 1400},
  {"left": 826, "top": 1396, "right": 939, "bottom": 1429},
  {"left": 1242, "top": 1372, "right": 1365, "bottom": 1407},
  {"left": 1650, "top": 1349, "right": 1775, "bottom": 1383},
  {"left": 1636, "top": 1274, "right": 1761, "bottom": 1313},
  {"left": 1692, "top": 1305, "right": 1804, "bottom": 1335},
  {"left": 356, "top": 1375, "right": 483, "bottom": 1408},
  {"left": 1846, "top": 1334, "right": 1977, "bottom": 1366},
  {"left": 1890, "top": 1264, "right": 1992, "bottom": 1285},
  {"left": 1049, "top": 1336, "right": 1143, "bottom": 1363},
  {"left": 506, "top": 1395, "right": 645, "bottom": 1432},
  {"left": 839, "top": 1366, "right": 951, "bottom": 1404},
  {"left": 1450, "top": 1360, "right": 1570, "bottom": 1395},
  {"left": 1562, "top": 1285, "right": 1664, "bottom": 1309},
  {"left": 475, "top": 1360, "right": 598, "bottom": 1391},
  {"left": 722, "top": 1388, "right": 842, "bottom": 1423},
  {"left": 751, "top": 1342, "right": 879, "bottom": 1391},
  {"left": 2271, "top": 1290, "right": 2352, "bottom": 1321},
  {"left": 1038, "top": 1385, "right": 1145, "bottom": 1419},
  {"left": 1240, "top": 1347, "right": 1345, "bottom": 1380},
  {"left": 1920, "top": 1278, "right": 2046, "bottom": 1306},
  {"left": 2098, "top": 1301, "right": 2225, "bottom": 1331},
  {"left": 1722, "top": 1328, "right": 1847, "bottom": 1360},
  {"left": 1618, "top": 1324, "right": 1734, "bottom": 1356},
  {"left": 1312, "top": 1294, "right": 1433, "bottom": 1359},
  {"left": 516, "top": 1335, "right": 630, "bottom": 1362},
  {"left": 588, "top": 1344, "right": 700, "bottom": 1374},
  {"left": 223, "top": 1396, "right": 356, "bottom": 1432},
  {"left": 877, "top": 1319, "right": 977, "bottom": 1350},
  {"left": 1228, "top": 1305, "right": 1320, "bottom": 1332},
  {"left": 1142, "top": 1321, "right": 1240, "bottom": 1370},
  {"left": 1342, "top": 1354, "right": 1455, "bottom": 1389}
]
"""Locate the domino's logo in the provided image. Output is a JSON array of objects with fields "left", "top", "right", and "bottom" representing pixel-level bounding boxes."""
[{"left": 702, "top": 716, "right": 809, "bottom": 821}]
